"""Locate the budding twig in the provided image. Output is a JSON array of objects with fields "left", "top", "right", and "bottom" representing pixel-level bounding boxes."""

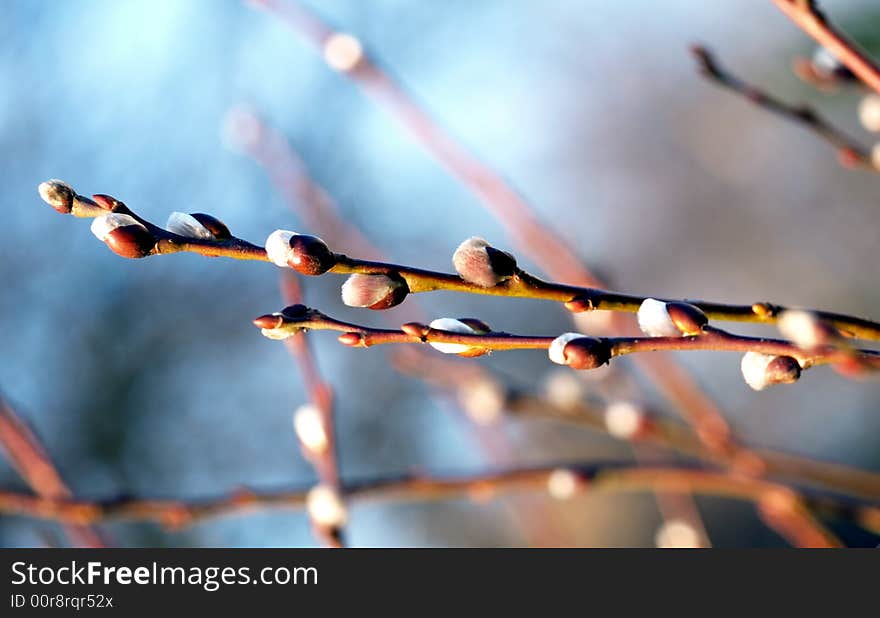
[
  {"left": 691, "top": 45, "right": 876, "bottom": 171},
  {"left": 505, "top": 392, "right": 880, "bottom": 501},
  {"left": 770, "top": 0, "right": 880, "bottom": 95},
  {"left": 41, "top": 182, "right": 880, "bottom": 342},
  {"left": 0, "top": 461, "right": 873, "bottom": 545},
  {"left": 253, "top": 305, "right": 880, "bottom": 375}
]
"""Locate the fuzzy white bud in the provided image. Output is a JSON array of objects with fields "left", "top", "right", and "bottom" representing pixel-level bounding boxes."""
[
  {"left": 428, "top": 318, "right": 476, "bottom": 354},
  {"left": 90, "top": 213, "right": 146, "bottom": 241},
  {"left": 604, "top": 401, "right": 644, "bottom": 440},
  {"left": 654, "top": 519, "right": 701, "bottom": 548},
  {"left": 265, "top": 229, "right": 295, "bottom": 267},
  {"left": 547, "top": 332, "right": 585, "bottom": 365},
  {"left": 859, "top": 95, "right": 880, "bottom": 132},
  {"left": 777, "top": 310, "right": 826, "bottom": 349},
  {"left": 306, "top": 484, "right": 347, "bottom": 528},
  {"left": 323, "top": 33, "right": 363, "bottom": 72},
  {"left": 340, "top": 274, "right": 404, "bottom": 309},
  {"left": 166, "top": 212, "right": 216, "bottom": 240},
  {"left": 637, "top": 298, "right": 681, "bottom": 337},
  {"left": 293, "top": 403, "right": 328, "bottom": 454},
  {"left": 740, "top": 352, "right": 778, "bottom": 391},
  {"left": 452, "top": 237, "right": 515, "bottom": 288},
  {"left": 547, "top": 469, "right": 578, "bottom": 500}
]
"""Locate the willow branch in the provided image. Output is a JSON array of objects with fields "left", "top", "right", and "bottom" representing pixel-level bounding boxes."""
[
  {"left": 691, "top": 44, "right": 875, "bottom": 171},
  {"left": 41, "top": 182, "right": 880, "bottom": 343},
  {"left": 770, "top": 0, "right": 880, "bottom": 95},
  {"left": 254, "top": 306, "right": 880, "bottom": 373},
  {"left": 0, "top": 397, "right": 104, "bottom": 547},
  {"left": 0, "top": 462, "right": 872, "bottom": 544}
]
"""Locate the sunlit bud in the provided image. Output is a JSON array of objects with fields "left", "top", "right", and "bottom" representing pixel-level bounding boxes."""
[
  {"left": 858, "top": 95, "right": 880, "bottom": 132},
  {"left": 265, "top": 229, "right": 294, "bottom": 267},
  {"left": 253, "top": 312, "right": 292, "bottom": 340},
  {"left": 452, "top": 237, "right": 517, "bottom": 288},
  {"left": 306, "top": 484, "right": 347, "bottom": 528},
  {"left": 293, "top": 403, "right": 328, "bottom": 454},
  {"left": 38, "top": 179, "right": 75, "bottom": 214},
  {"left": 166, "top": 212, "right": 224, "bottom": 240},
  {"left": 777, "top": 309, "right": 831, "bottom": 349},
  {"left": 323, "top": 32, "right": 363, "bottom": 72},
  {"left": 740, "top": 352, "right": 801, "bottom": 391},
  {"left": 548, "top": 333, "right": 583, "bottom": 365},
  {"left": 289, "top": 234, "right": 336, "bottom": 275},
  {"left": 427, "top": 318, "right": 476, "bottom": 354},
  {"left": 604, "top": 401, "right": 646, "bottom": 440},
  {"left": 546, "top": 468, "right": 579, "bottom": 500},
  {"left": 542, "top": 369, "right": 585, "bottom": 410},
  {"left": 341, "top": 273, "right": 409, "bottom": 310},
  {"left": 338, "top": 332, "right": 365, "bottom": 346},
  {"left": 664, "top": 302, "right": 708, "bottom": 335},
  {"left": 456, "top": 318, "right": 492, "bottom": 334},
  {"left": 654, "top": 519, "right": 702, "bottom": 549},
  {"left": 548, "top": 333, "right": 611, "bottom": 370},
  {"left": 90, "top": 213, "right": 155, "bottom": 258},
  {"left": 638, "top": 298, "right": 705, "bottom": 337},
  {"left": 91, "top": 194, "right": 126, "bottom": 211},
  {"left": 172, "top": 212, "right": 230, "bottom": 240},
  {"left": 457, "top": 377, "right": 506, "bottom": 426}
]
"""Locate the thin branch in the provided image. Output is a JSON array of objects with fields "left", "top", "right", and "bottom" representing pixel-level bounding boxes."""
[
  {"left": 0, "top": 462, "right": 872, "bottom": 545},
  {"left": 254, "top": 306, "right": 880, "bottom": 374},
  {"left": 279, "top": 276, "right": 345, "bottom": 547},
  {"left": 42, "top": 183, "right": 880, "bottom": 342},
  {"left": 691, "top": 44, "right": 876, "bottom": 171},
  {"left": 0, "top": 397, "right": 104, "bottom": 547},
  {"left": 770, "top": 0, "right": 880, "bottom": 95},
  {"left": 505, "top": 393, "right": 880, "bottom": 501}
]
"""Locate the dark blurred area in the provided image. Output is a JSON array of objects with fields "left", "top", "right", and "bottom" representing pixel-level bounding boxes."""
[{"left": 1, "top": 0, "right": 879, "bottom": 547}]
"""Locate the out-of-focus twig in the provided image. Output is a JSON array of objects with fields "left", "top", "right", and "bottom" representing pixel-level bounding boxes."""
[
  {"left": 280, "top": 275, "right": 345, "bottom": 547},
  {"left": 691, "top": 45, "right": 876, "bottom": 171},
  {"left": 0, "top": 396, "right": 104, "bottom": 547},
  {"left": 770, "top": 0, "right": 880, "bottom": 95},
  {"left": 0, "top": 462, "right": 870, "bottom": 546}
]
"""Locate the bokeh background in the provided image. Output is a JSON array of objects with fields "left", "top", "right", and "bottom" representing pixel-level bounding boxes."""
[{"left": 2, "top": 0, "right": 879, "bottom": 547}]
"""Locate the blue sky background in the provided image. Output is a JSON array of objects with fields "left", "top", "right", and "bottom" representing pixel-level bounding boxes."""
[{"left": 1, "top": 0, "right": 879, "bottom": 547}]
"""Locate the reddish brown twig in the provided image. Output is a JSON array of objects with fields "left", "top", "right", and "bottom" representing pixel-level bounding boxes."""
[
  {"left": 0, "top": 462, "right": 868, "bottom": 545},
  {"left": 691, "top": 44, "right": 875, "bottom": 171},
  {"left": 255, "top": 306, "right": 880, "bottom": 372},
  {"left": 41, "top": 182, "right": 880, "bottom": 342},
  {"left": 0, "top": 397, "right": 104, "bottom": 547},
  {"left": 279, "top": 276, "right": 345, "bottom": 547},
  {"left": 770, "top": 0, "right": 880, "bottom": 95}
]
